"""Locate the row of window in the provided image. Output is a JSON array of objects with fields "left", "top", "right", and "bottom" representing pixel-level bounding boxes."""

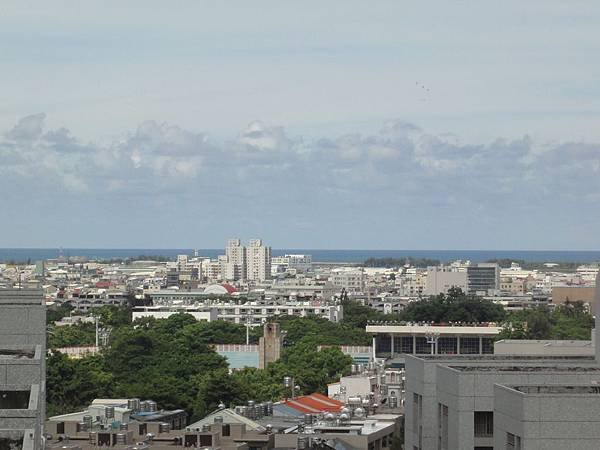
[{"left": 376, "top": 336, "right": 494, "bottom": 354}]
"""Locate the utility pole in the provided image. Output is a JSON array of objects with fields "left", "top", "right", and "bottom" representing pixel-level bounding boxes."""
[
  {"left": 95, "top": 315, "right": 99, "bottom": 347},
  {"left": 246, "top": 316, "right": 250, "bottom": 345}
]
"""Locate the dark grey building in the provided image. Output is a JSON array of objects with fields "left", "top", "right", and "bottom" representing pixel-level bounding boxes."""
[
  {"left": 0, "top": 289, "right": 46, "bottom": 450},
  {"left": 466, "top": 263, "right": 500, "bottom": 294}
]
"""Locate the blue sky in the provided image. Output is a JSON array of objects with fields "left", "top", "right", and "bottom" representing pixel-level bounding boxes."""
[{"left": 1, "top": 1, "right": 599, "bottom": 249}]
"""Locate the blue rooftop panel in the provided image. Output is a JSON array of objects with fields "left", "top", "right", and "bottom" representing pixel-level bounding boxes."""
[{"left": 218, "top": 351, "right": 259, "bottom": 369}]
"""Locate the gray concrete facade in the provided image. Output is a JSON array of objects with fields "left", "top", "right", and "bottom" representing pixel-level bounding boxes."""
[
  {"left": 404, "top": 355, "right": 599, "bottom": 450},
  {"left": 404, "top": 273, "right": 600, "bottom": 450},
  {"left": 494, "top": 385, "right": 600, "bottom": 450},
  {"left": 0, "top": 289, "right": 46, "bottom": 450}
]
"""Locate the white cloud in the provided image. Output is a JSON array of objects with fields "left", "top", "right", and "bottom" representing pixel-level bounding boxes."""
[{"left": 1, "top": 114, "right": 599, "bottom": 248}]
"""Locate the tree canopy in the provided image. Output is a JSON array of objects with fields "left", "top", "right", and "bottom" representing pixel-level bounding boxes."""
[
  {"left": 363, "top": 257, "right": 440, "bottom": 268},
  {"left": 498, "top": 301, "right": 593, "bottom": 340},
  {"left": 397, "top": 287, "right": 506, "bottom": 323},
  {"left": 46, "top": 309, "right": 354, "bottom": 421}
]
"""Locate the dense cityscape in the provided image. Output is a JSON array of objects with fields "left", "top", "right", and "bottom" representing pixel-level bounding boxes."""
[
  {"left": 1, "top": 239, "right": 599, "bottom": 450},
  {"left": 3, "top": 2, "right": 600, "bottom": 449}
]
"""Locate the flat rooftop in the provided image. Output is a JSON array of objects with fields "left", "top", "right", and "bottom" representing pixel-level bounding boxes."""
[
  {"left": 449, "top": 365, "right": 600, "bottom": 372},
  {"left": 367, "top": 323, "right": 500, "bottom": 335},
  {"left": 0, "top": 289, "right": 43, "bottom": 305},
  {"left": 415, "top": 354, "right": 595, "bottom": 361},
  {"left": 512, "top": 385, "right": 600, "bottom": 394}
]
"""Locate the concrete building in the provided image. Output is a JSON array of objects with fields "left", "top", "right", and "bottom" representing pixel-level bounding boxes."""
[
  {"left": 66, "top": 288, "right": 128, "bottom": 312},
  {"left": 494, "top": 384, "right": 600, "bottom": 449},
  {"left": 403, "top": 271, "right": 600, "bottom": 450},
  {"left": 246, "top": 239, "right": 271, "bottom": 282},
  {"left": 258, "top": 323, "right": 283, "bottom": 369},
  {"left": 188, "top": 396, "right": 401, "bottom": 450},
  {"left": 425, "top": 263, "right": 500, "bottom": 296},
  {"left": 327, "top": 363, "right": 405, "bottom": 411},
  {"left": 424, "top": 266, "right": 467, "bottom": 296},
  {"left": 552, "top": 285, "right": 596, "bottom": 313},
  {"left": 331, "top": 269, "right": 365, "bottom": 293},
  {"left": 367, "top": 322, "right": 501, "bottom": 362},
  {"left": 466, "top": 263, "right": 500, "bottom": 294},
  {"left": 404, "top": 354, "right": 599, "bottom": 450},
  {"left": 271, "top": 254, "right": 313, "bottom": 275},
  {"left": 47, "top": 408, "right": 273, "bottom": 450},
  {"left": 47, "top": 398, "right": 187, "bottom": 432},
  {"left": 133, "top": 302, "right": 343, "bottom": 326},
  {"left": 131, "top": 306, "right": 218, "bottom": 322},
  {"left": 494, "top": 338, "right": 595, "bottom": 356},
  {"left": 0, "top": 289, "right": 46, "bottom": 450},
  {"left": 367, "top": 295, "right": 410, "bottom": 315},
  {"left": 225, "top": 239, "right": 246, "bottom": 282}
]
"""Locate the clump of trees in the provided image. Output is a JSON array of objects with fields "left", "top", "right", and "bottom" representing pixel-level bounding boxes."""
[
  {"left": 363, "top": 257, "right": 440, "bottom": 268},
  {"left": 498, "top": 301, "right": 593, "bottom": 340},
  {"left": 46, "top": 309, "right": 353, "bottom": 421},
  {"left": 398, "top": 287, "right": 506, "bottom": 323}
]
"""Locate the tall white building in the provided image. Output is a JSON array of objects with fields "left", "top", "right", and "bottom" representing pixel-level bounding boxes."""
[
  {"left": 225, "top": 239, "right": 246, "bottom": 281},
  {"left": 246, "top": 239, "right": 271, "bottom": 282}
]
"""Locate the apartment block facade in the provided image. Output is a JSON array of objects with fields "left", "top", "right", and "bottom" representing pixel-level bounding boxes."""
[{"left": 0, "top": 289, "right": 46, "bottom": 450}]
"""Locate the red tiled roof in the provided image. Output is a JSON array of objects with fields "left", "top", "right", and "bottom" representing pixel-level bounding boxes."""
[
  {"left": 283, "top": 393, "right": 344, "bottom": 414},
  {"left": 220, "top": 283, "right": 237, "bottom": 294}
]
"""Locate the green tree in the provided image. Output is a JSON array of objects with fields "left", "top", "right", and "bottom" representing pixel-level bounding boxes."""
[
  {"left": 398, "top": 288, "right": 506, "bottom": 323},
  {"left": 48, "top": 323, "right": 96, "bottom": 348}
]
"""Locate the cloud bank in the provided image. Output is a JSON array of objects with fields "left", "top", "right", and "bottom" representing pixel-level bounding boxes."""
[{"left": 1, "top": 114, "right": 599, "bottom": 249}]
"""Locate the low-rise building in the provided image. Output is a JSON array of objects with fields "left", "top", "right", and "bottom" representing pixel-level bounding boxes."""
[
  {"left": 366, "top": 322, "right": 501, "bottom": 363},
  {"left": 134, "top": 301, "right": 342, "bottom": 327}
]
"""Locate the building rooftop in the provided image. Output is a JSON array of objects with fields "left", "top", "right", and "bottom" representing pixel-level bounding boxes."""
[
  {"left": 366, "top": 323, "right": 501, "bottom": 335},
  {"left": 511, "top": 385, "right": 600, "bottom": 394},
  {"left": 449, "top": 365, "right": 600, "bottom": 372},
  {"left": 414, "top": 354, "right": 595, "bottom": 361}
]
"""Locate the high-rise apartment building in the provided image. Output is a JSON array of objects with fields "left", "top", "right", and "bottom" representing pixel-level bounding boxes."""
[
  {"left": 246, "top": 239, "right": 271, "bottom": 282},
  {"left": 225, "top": 239, "right": 247, "bottom": 281}
]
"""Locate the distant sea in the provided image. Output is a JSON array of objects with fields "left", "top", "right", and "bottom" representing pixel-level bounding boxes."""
[{"left": 1, "top": 248, "right": 600, "bottom": 264}]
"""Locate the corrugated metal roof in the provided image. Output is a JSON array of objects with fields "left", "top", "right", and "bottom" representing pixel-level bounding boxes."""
[{"left": 282, "top": 393, "right": 344, "bottom": 414}]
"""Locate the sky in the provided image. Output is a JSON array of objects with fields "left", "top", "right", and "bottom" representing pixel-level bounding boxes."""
[{"left": 1, "top": 1, "right": 599, "bottom": 249}]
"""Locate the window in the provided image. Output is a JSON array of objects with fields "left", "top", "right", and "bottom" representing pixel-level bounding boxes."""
[
  {"left": 377, "top": 335, "right": 391, "bottom": 353},
  {"left": 474, "top": 411, "right": 493, "bottom": 438},
  {"left": 438, "top": 403, "right": 448, "bottom": 450},
  {"left": 413, "top": 393, "right": 423, "bottom": 449},
  {"left": 459, "top": 337, "right": 480, "bottom": 354},
  {"left": 401, "top": 336, "right": 414, "bottom": 353},
  {"left": 415, "top": 337, "right": 431, "bottom": 354},
  {"left": 506, "top": 433, "right": 521, "bottom": 450},
  {"left": 482, "top": 338, "right": 494, "bottom": 354},
  {"left": 199, "top": 435, "right": 213, "bottom": 447},
  {"left": 437, "top": 337, "right": 457, "bottom": 354}
]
